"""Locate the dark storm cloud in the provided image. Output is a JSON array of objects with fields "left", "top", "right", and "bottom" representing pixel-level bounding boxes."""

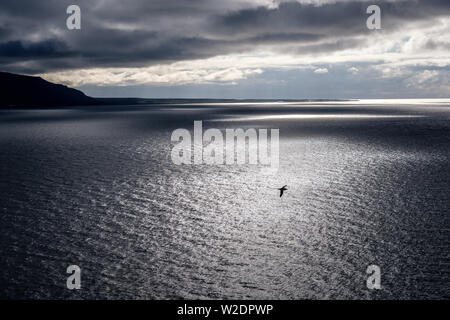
[
  {"left": 0, "top": 0, "right": 449, "bottom": 74},
  {"left": 0, "top": 39, "right": 69, "bottom": 57}
]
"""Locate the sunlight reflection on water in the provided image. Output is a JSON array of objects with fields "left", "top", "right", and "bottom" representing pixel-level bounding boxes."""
[{"left": 0, "top": 102, "right": 449, "bottom": 299}]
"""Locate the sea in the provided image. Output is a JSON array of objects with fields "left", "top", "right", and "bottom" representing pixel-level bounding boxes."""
[{"left": 0, "top": 99, "right": 449, "bottom": 299}]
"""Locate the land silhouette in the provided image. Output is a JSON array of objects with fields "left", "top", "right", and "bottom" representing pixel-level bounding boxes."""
[
  {"left": 0, "top": 71, "right": 352, "bottom": 108},
  {"left": 0, "top": 72, "right": 100, "bottom": 107}
]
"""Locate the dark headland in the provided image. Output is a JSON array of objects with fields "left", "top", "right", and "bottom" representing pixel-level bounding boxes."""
[
  {"left": 0, "top": 72, "right": 100, "bottom": 107},
  {"left": 0, "top": 71, "right": 353, "bottom": 108}
]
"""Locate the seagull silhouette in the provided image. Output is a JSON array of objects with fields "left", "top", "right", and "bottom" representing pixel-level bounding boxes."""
[{"left": 278, "top": 185, "right": 287, "bottom": 197}]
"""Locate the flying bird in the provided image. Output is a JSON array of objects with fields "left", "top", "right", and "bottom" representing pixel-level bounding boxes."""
[{"left": 278, "top": 185, "right": 287, "bottom": 197}]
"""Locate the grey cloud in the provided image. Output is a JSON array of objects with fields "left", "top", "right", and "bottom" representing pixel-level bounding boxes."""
[
  {"left": 424, "top": 39, "right": 450, "bottom": 51},
  {"left": 0, "top": 39, "right": 69, "bottom": 58},
  {"left": 0, "top": 0, "right": 449, "bottom": 74}
]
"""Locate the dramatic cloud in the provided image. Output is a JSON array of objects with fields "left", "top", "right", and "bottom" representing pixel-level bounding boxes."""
[
  {"left": 314, "top": 68, "right": 329, "bottom": 74},
  {"left": 0, "top": 0, "right": 449, "bottom": 97},
  {"left": 347, "top": 67, "right": 359, "bottom": 74}
]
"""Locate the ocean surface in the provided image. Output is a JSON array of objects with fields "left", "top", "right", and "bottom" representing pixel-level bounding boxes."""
[{"left": 0, "top": 100, "right": 449, "bottom": 299}]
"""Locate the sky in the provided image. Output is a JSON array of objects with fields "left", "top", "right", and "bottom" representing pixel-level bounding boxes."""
[{"left": 0, "top": 0, "right": 449, "bottom": 99}]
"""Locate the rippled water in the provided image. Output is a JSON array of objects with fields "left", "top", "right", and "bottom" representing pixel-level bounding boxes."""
[{"left": 0, "top": 101, "right": 449, "bottom": 299}]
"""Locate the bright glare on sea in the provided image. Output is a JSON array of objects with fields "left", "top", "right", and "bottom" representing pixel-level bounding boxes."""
[{"left": 0, "top": 100, "right": 449, "bottom": 299}]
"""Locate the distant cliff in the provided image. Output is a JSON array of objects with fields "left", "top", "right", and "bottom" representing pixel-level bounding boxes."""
[{"left": 0, "top": 72, "right": 100, "bottom": 107}]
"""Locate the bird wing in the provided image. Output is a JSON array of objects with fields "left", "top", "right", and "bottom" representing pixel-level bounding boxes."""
[{"left": 280, "top": 189, "right": 284, "bottom": 197}]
